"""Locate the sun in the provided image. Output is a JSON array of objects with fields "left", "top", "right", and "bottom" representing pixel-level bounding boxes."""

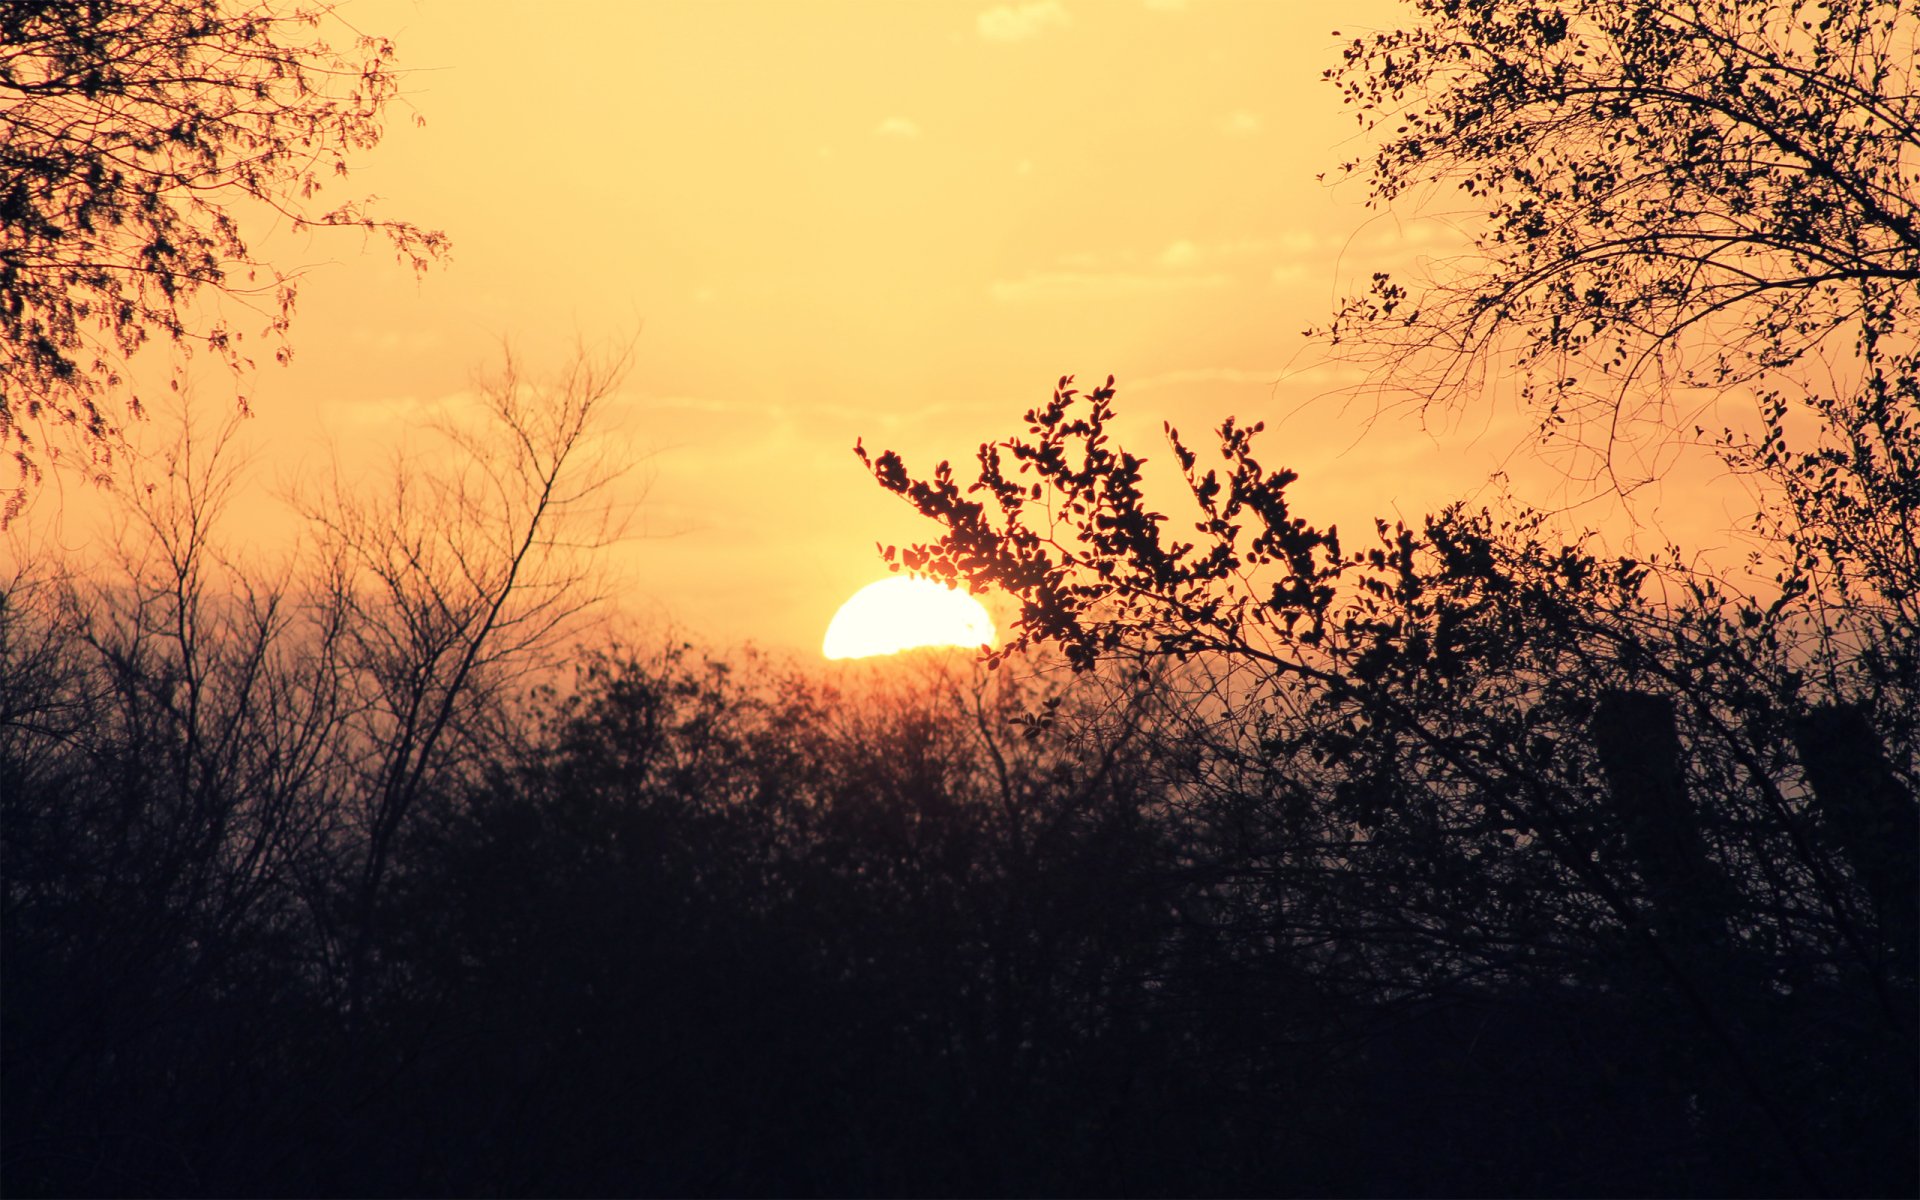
[{"left": 822, "top": 576, "right": 995, "bottom": 660}]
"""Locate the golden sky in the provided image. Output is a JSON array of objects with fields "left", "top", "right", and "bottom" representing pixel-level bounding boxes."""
[{"left": 22, "top": 0, "right": 1758, "bottom": 652}]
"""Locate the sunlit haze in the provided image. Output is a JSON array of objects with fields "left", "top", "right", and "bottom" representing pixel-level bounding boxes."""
[{"left": 19, "top": 0, "right": 1714, "bottom": 651}]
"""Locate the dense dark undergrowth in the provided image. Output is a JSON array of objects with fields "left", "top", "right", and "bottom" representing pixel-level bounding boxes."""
[{"left": 3, "top": 582, "right": 1914, "bottom": 1196}]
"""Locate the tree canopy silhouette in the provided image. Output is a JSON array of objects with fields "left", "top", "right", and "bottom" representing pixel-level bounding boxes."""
[
  {"left": 0, "top": 0, "right": 446, "bottom": 523},
  {"left": 1321, "top": 0, "right": 1917, "bottom": 486},
  {"left": 855, "top": 2, "right": 1919, "bottom": 1190}
]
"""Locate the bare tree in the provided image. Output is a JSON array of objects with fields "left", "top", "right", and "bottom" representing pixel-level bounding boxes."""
[
  {"left": 0, "top": 342, "right": 641, "bottom": 1186},
  {"left": 0, "top": 405, "right": 357, "bottom": 1186},
  {"left": 293, "top": 344, "right": 643, "bottom": 1000}
]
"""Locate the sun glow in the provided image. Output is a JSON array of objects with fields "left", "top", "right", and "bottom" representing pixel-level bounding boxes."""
[{"left": 822, "top": 576, "right": 996, "bottom": 660}]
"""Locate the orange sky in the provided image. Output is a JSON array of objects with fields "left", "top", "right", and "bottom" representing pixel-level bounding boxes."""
[{"left": 16, "top": 0, "right": 1758, "bottom": 653}]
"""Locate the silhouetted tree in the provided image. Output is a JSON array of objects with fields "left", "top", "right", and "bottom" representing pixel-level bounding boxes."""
[
  {"left": 856, "top": 7, "right": 1917, "bottom": 1188},
  {"left": 1326, "top": 0, "right": 1916, "bottom": 1031},
  {"left": 1314, "top": 0, "right": 1918, "bottom": 740},
  {"left": 859, "top": 372, "right": 1913, "bottom": 1192},
  {"left": 1322, "top": 0, "right": 1917, "bottom": 480},
  {"left": 0, "top": 0, "right": 447, "bottom": 522},
  {"left": 0, "top": 345, "right": 633, "bottom": 1195},
  {"left": 294, "top": 345, "right": 640, "bottom": 1013},
  {"left": 1, "top": 413, "right": 355, "bottom": 1193}
]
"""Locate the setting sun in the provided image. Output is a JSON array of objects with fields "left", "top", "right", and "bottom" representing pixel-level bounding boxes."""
[{"left": 822, "top": 576, "right": 995, "bottom": 660}]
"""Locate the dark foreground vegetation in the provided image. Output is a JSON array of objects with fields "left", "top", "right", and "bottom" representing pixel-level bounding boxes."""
[{"left": 3, "top": 597, "right": 1914, "bottom": 1199}]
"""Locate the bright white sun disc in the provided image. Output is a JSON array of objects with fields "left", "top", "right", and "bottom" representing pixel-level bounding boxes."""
[{"left": 822, "top": 576, "right": 995, "bottom": 660}]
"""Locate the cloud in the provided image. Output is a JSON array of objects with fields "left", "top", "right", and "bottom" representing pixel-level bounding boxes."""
[
  {"left": 1154, "top": 237, "right": 1279, "bottom": 269},
  {"left": 1157, "top": 239, "right": 1200, "bottom": 268},
  {"left": 1131, "top": 364, "right": 1369, "bottom": 392},
  {"left": 989, "top": 270, "right": 1232, "bottom": 303},
  {"left": 1043, "top": 237, "right": 1282, "bottom": 278},
  {"left": 344, "top": 326, "right": 443, "bottom": 352},
  {"left": 977, "top": 1, "right": 1071, "bottom": 42},
  {"left": 874, "top": 116, "right": 921, "bottom": 139},
  {"left": 1219, "top": 110, "right": 1262, "bottom": 136},
  {"left": 1131, "top": 366, "right": 1286, "bottom": 391}
]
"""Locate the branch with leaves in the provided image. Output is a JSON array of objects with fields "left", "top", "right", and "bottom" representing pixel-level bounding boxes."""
[
  {"left": 1319, "top": 0, "right": 1919, "bottom": 481},
  {"left": 0, "top": 0, "right": 448, "bottom": 523}
]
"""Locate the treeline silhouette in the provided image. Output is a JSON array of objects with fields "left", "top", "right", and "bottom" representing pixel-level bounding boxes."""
[{"left": 4, "top": 420, "right": 1914, "bottom": 1197}]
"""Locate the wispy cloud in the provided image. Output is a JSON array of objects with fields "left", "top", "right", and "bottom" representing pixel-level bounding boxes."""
[
  {"left": 989, "top": 270, "right": 1231, "bottom": 303},
  {"left": 874, "top": 116, "right": 922, "bottom": 139},
  {"left": 1044, "top": 237, "right": 1280, "bottom": 275},
  {"left": 1131, "top": 366, "right": 1286, "bottom": 391},
  {"left": 1054, "top": 249, "right": 1108, "bottom": 268},
  {"left": 1130, "top": 363, "right": 1369, "bottom": 393},
  {"left": 1156, "top": 237, "right": 1278, "bottom": 268},
  {"left": 1219, "top": 109, "right": 1262, "bottom": 136},
  {"left": 1158, "top": 239, "right": 1200, "bottom": 268},
  {"left": 977, "top": 1, "right": 1071, "bottom": 42}
]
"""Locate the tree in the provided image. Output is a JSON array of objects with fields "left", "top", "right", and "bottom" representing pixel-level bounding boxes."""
[
  {"left": 0, "top": 344, "right": 634, "bottom": 1193},
  {"left": 1316, "top": 0, "right": 1918, "bottom": 817},
  {"left": 0, "top": 0, "right": 447, "bottom": 524},
  {"left": 856, "top": 7, "right": 1920, "bottom": 1180},
  {"left": 1322, "top": 0, "right": 1918, "bottom": 490},
  {"left": 861, "top": 373, "right": 1916, "bottom": 1194},
  {"left": 1, "top": 411, "right": 361, "bottom": 1194},
  {"left": 293, "top": 344, "right": 640, "bottom": 1010}
]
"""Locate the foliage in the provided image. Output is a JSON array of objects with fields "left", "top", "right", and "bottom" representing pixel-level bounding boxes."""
[
  {"left": 1735, "top": 332, "right": 1920, "bottom": 730},
  {"left": 840, "top": 1, "right": 1920, "bottom": 1182},
  {"left": 1316, "top": 0, "right": 1920, "bottom": 764},
  {"left": 861, "top": 372, "right": 1917, "bottom": 1195},
  {"left": 0, "top": 0, "right": 447, "bottom": 523},
  {"left": 374, "top": 646, "right": 1196, "bottom": 1195},
  {"left": 1321, "top": 0, "right": 1918, "bottom": 483}
]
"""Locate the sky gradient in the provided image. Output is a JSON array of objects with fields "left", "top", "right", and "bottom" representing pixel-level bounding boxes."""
[{"left": 25, "top": 0, "right": 1750, "bottom": 652}]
